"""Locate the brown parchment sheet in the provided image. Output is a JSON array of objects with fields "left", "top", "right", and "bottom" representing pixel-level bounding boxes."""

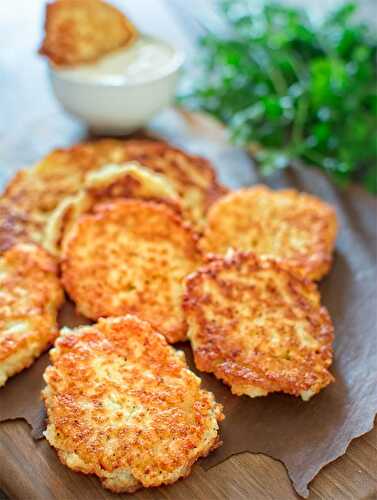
[{"left": 1, "top": 109, "right": 376, "bottom": 498}]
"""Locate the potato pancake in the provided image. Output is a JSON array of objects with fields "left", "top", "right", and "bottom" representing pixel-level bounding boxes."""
[
  {"left": 184, "top": 252, "right": 334, "bottom": 400},
  {"left": 39, "top": 0, "right": 137, "bottom": 66},
  {"left": 62, "top": 199, "right": 202, "bottom": 342},
  {"left": 43, "top": 316, "right": 223, "bottom": 492},
  {"left": 0, "top": 243, "right": 64, "bottom": 387},
  {"left": 0, "top": 139, "right": 225, "bottom": 253},
  {"left": 201, "top": 186, "right": 337, "bottom": 280}
]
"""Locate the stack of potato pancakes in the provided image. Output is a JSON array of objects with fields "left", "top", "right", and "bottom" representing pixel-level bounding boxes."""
[{"left": 0, "top": 138, "right": 337, "bottom": 492}]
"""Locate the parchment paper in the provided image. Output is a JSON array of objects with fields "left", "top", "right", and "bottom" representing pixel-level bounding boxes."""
[{"left": 1, "top": 109, "right": 376, "bottom": 498}]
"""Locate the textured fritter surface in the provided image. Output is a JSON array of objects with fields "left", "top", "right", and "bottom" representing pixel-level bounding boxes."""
[
  {"left": 201, "top": 186, "right": 337, "bottom": 280},
  {"left": 73, "top": 138, "right": 228, "bottom": 231},
  {"left": 44, "top": 162, "right": 181, "bottom": 256},
  {"left": 0, "top": 139, "right": 225, "bottom": 252},
  {"left": 84, "top": 162, "right": 179, "bottom": 202},
  {"left": 43, "top": 316, "right": 223, "bottom": 492},
  {"left": 0, "top": 195, "right": 39, "bottom": 253},
  {"left": 0, "top": 158, "right": 87, "bottom": 252},
  {"left": 184, "top": 252, "right": 334, "bottom": 400},
  {"left": 0, "top": 243, "right": 64, "bottom": 387},
  {"left": 39, "top": 0, "right": 137, "bottom": 66},
  {"left": 62, "top": 199, "right": 202, "bottom": 342}
]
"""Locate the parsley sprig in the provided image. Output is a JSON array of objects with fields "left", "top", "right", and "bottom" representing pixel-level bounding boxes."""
[{"left": 180, "top": 1, "right": 377, "bottom": 193}]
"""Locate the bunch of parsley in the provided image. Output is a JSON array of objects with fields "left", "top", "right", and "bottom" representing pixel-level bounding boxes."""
[{"left": 180, "top": 1, "right": 377, "bottom": 193}]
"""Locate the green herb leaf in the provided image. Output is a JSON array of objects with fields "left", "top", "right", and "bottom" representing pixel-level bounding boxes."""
[{"left": 179, "top": 0, "right": 377, "bottom": 193}]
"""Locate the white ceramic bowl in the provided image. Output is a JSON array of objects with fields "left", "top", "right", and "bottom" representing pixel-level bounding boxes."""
[{"left": 48, "top": 36, "right": 184, "bottom": 135}]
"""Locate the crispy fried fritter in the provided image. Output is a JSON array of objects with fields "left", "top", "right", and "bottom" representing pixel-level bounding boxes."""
[
  {"left": 184, "top": 252, "right": 334, "bottom": 400},
  {"left": 43, "top": 316, "right": 223, "bottom": 492},
  {"left": 39, "top": 0, "right": 137, "bottom": 66},
  {"left": 62, "top": 199, "right": 202, "bottom": 342},
  {"left": 0, "top": 243, "right": 64, "bottom": 387},
  {"left": 44, "top": 162, "right": 181, "bottom": 256},
  {"left": 201, "top": 186, "right": 337, "bottom": 280},
  {"left": 0, "top": 139, "right": 225, "bottom": 253}
]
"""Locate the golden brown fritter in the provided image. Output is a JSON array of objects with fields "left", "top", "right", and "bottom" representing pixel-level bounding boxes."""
[
  {"left": 184, "top": 252, "right": 334, "bottom": 400},
  {"left": 0, "top": 243, "right": 64, "bottom": 387},
  {"left": 39, "top": 0, "right": 137, "bottom": 66},
  {"left": 201, "top": 186, "right": 337, "bottom": 280},
  {"left": 62, "top": 199, "right": 202, "bottom": 343},
  {"left": 43, "top": 316, "right": 223, "bottom": 492},
  {"left": 0, "top": 139, "right": 226, "bottom": 253},
  {"left": 44, "top": 162, "right": 181, "bottom": 256}
]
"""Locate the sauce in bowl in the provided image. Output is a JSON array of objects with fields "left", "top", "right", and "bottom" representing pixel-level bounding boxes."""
[
  {"left": 57, "top": 35, "right": 179, "bottom": 85},
  {"left": 49, "top": 34, "right": 184, "bottom": 133}
]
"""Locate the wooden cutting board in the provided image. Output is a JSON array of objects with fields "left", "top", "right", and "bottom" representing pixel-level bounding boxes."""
[
  {"left": 0, "top": 417, "right": 376, "bottom": 500},
  {"left": 0, "top": 2, "right": 376, "bottom": 499}
]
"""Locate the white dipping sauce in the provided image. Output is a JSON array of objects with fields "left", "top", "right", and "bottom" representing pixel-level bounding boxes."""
[{"left": 57, "top": 36, "right": 176, "bottom": 85}]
